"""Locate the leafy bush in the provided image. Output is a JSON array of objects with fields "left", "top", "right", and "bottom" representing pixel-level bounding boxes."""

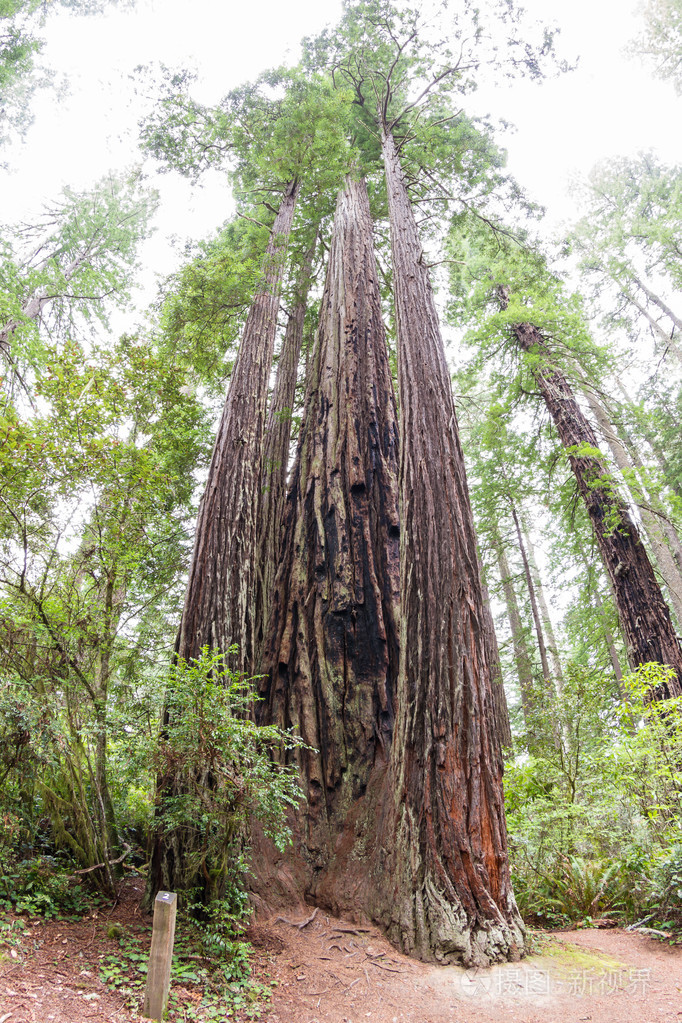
[
  {"left": 0, "top": 857, "right": 91, "bottom": 919},
  {"left": 148, "top": 647, "right": 308, "bottom": 904},
  {"left": 506, "top": 662, "right": 682, "bottom": 930}
]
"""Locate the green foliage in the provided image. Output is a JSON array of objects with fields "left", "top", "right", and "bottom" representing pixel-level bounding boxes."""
[
  {"left": 0, "top": 171, "right": 157, "bottom": 365},
  {"left": 0, "top": 857, "right": 93, "bottom": 919},
  {"left": 630, "top": 0, "right": 682, "bottom": 94},
  {"left": 0, "top": 324, "right": 213, "bottom": 889},
  {"left": 97, "top": 903, "right": 270, "bottom": 1019},
  {"left": 506, "top": 662, "right": 682, "bottom": 929},
  {"left": 151, "top": 648, "right": 307, "bottom": 902}
]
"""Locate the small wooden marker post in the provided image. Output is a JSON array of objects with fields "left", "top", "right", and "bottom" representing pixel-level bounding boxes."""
[{"left": 143, "top": 891, "right": 177, "bottom": 1021}]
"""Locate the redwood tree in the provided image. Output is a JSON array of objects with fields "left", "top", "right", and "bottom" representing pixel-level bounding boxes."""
[
  {"left": 147, "top": 183, "right": 298, "bottom": 899},
  {"left": 258, "top": 174, "right": 401, "bottom": 899},
  {"left": 374, "top": 124, "right": 523, "bottom": 965},
  {"left": 175, "top": 181, "right": 298, "bottom": 672},
  {"left": 256, "top": 236, "right": 317, "bottom": 660},
  {"left": 499, "top": 287, "right": 682, "bottom": 700}
]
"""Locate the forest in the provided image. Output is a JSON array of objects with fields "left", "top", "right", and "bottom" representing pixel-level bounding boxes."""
[{"left": 1, "top": 0, "right": 682, "bottom": 1018}]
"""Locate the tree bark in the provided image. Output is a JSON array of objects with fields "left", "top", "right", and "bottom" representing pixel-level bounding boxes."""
[
  {"left": 501, "top": 293, "right": 682, "bottom": 700},
  {"left": 510, "top": 505, "right": 552, "bottom": 684},
  {"left": 495, "top": 541, "right": 535, "bottom": 728},
  {"left": 584, "top": 385, "right": 682, "bottom": 629},
  {"left": 519, "top": 510, "right": 564, "bottom": 690},
  {"left": 148, "top": 183, "right": 298, "bottom": 902},
  {"left": 175, "top": 181, "right": 298, "bottom": 674},
  {"left": 259, "top": 176, "right": 401, "bottom": 896},
  {"left": 480, "top": 573, "right": 513, "bottom": 751},
  {"left": 256, "top": 238, "right": 317, "bottom": 661},
  {"left": 373, "top": 128, "right": 523, "bottom": 966}
]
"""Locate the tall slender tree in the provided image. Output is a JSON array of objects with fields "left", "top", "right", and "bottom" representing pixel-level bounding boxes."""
[{"left": 497, "top": 285, "right": 682, "bottom": 700}]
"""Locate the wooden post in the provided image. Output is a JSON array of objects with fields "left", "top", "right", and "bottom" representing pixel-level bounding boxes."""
[{"left": 143, "top": 890, "right": 177, "bottom": 1021}]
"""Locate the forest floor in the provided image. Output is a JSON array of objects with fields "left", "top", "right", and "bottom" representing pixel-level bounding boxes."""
[{"left": 1, "top": 880, "right": 681, "bottom": 1023}]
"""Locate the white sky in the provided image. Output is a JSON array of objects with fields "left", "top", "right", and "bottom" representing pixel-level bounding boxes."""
[{"left": 1, "top": 0, "right": 680, "bottom": 326}]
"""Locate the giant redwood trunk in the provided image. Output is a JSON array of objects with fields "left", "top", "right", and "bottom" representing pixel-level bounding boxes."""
[
  {"left": 373, "top": 128, "right": 523, "bottom": 966},
  {"left": 258, "top": 176, "right": 400, "bottom": 898},
  {"left": 256, "top": 238, "right": 316, "bottom": 660},
  {"left": 147, "top": 184, "right": 298, "bottom": 901},
  {"left": 175, "top": 181, "right": 298, "bottom": 673},
  {"left": 503, "top": 296, "right": 682, "bottom": 700}
]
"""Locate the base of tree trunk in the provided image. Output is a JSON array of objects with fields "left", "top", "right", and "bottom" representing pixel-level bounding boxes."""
[{"left": 247, "top": 761, "right": 525, "bottom": 967}]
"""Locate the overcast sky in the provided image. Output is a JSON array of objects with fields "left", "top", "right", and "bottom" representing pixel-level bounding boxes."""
[{"left": 1, "top": 0, "right": 680, "bottom": 322}]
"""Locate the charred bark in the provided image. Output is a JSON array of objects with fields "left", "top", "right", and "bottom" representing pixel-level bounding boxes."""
[
  {"left": 372, "top": 128, "right": 523, "bottom": 966},
  {"left": 501, "top": 293, "right": 682, "bottom": 700},
  {"left": 259, "top": 176, "right": 400, "bottom": 895}
]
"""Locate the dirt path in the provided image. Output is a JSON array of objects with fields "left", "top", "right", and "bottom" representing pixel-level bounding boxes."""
[
  {"left": 1, "top": 890, "right": 681, "bottom": 1023},
  {"left": 260, "top": 911, "right": 682, "bottom": 1023}
]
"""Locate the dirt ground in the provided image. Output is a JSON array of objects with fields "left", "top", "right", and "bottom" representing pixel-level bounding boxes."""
[{"left": 1, "top": 882, "right": 681, "bottom": 1023}]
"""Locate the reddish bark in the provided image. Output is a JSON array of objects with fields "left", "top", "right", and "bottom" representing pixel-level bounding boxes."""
[
  {"left": 147, "top": 184, "right": 298, "bottom": 901},
  {"left": 371, "top": 129, "right": 523, "bottom": 965},
  {"left": 256, "top": 238, "right": 316, "bottom": 661},
  {"left": 258, "top": 176, "right": 400, "bottom": 891},
  {"left": 504, "top": 297, "right": 682, "bottom": 700},
  {"left": 175, "top": 182, "right": 298, "bottom": 673}
]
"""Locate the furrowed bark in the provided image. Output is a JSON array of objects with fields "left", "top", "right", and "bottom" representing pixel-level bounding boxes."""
[
  {"left": 502, "top": 294, "right": 682, "bottom": 700},
  {"left": 258, "top": 176, "right": 400, "bottom": 899},
  {"left": 148, "top": 183, "right": 298, "bottom": 902},
  {"left": 480, "top": 575, "right": 512, "bottom": 751},
  {"left": 584, "top": 386, "right": 682, "bottom": 629},
  {"left": 374, "top": 127, "right": 523, "bottom": 966},
  {"left": 175, "top": 181, "right": 298, "bottom": 673},
  {"left": 257, "top": 238, "right": 317, "bottom": 662}
]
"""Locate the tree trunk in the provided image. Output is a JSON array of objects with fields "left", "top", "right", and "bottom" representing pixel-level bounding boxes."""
[
  {"left": 622, "top": 289, "right": 682, "bottom": 367},
  {"left": 519, "top": 510, "right": 564, "bottom": 690},
  {"left": 373, "top": 128, "right": 523, "bottom": 966},
  {"left": 148, "top": 183, "right": 298, "bottom": 902},
  {"left": 495, "top": 541, "right": 535, "bottom": 728},
  {"left": 632, "top": 276, "right": 682, "bottom": 334},
  {"left": 584, "top": 385, "right": 682, "bottom": 629},
  {"left": 501, "top": 293, "right": 682, "bottom": 700},
  {"left": 510, "top": 505, "right": 552, "bottom": 684},
  {"left": 175, "top": 181, "right": 298, "bottom": 673},
  {"left": 479, "top": 573, "right": 513, "bottom": 751},
  {"left": 258, "top": 176, "right": 401, "bottom": 898},
  {"left": 614, "top": 378, "right": 682, "bottom": 501},
  {"left": 257, "top": 237, "right": 317, "bottom": 661}
]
